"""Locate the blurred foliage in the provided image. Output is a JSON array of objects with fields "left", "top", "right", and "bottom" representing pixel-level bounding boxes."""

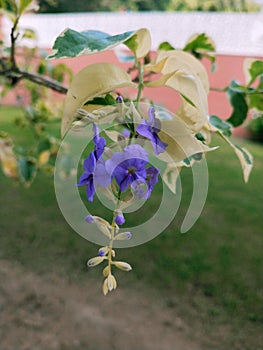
[
  {"left": 247, "top": 112, "right": 263, "bottom": 142},
  {"left": 0, "top": 0, "right": 72, "bottom": 185},
  {"left": 168, "top": 0, "right": 260, "bottom": 11},
  {"left": 37, "top": 0, "right": 261, "bottom": 12}
]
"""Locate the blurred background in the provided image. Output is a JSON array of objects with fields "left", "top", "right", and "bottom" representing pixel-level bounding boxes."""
[{"left": 0, "top": 1, "right": 263, "bottom": 349}]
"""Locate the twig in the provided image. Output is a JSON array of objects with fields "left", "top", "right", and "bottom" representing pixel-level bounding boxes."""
[
  {"left": 1, "top": 14, "right": 67, "bottom": 94},
  {"left": 10, "top": 17, "right": 19, "bottom": 70},
  {"left": 17, "top": 69, "right": 68, "bottom": 94},
  {"left": 0, "top": 65, "right": 68, "bottom": 94}
]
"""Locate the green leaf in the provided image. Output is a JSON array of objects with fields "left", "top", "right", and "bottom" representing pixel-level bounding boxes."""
[
  {"left": 37, "top": 138, "right": 51, "bottom": 153},
  {"left": 248, "top": 76, "right": 263, "bottom": 111},
  {"left": 226, "top": 80, "right": 248, "bottom": 127},
  {"left": 249, "top": 92, "right": 263, "bottom": 111},
  {"left": 158, "top": 41, "right": 175, "bottom": 51},
  {"left": 184, "top": 33, "right": 215, "bottom": 53},
  {"left": 18, "top": 0, "right": 37, "bottom": 14},
  {"left": 18, "top": 156, "right": 36, "bottom": 184},
  {"left": 183, "top": 33, "right": 216, "bottom": 65},
  {"left": 85, "top": 94, "right": 116, "bottom": 106},
  {"left": 247, "top": 60, "right": 263, "bottom": 86},
  {"left": 209, "top": 115, "right": 232, "bottom": 137},
  {"left": 47, "top": 28, "right": 150, "bottom": 60}
]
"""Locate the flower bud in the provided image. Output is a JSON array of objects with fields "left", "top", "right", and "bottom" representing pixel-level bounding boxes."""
[
  {"left": 76, "top": 109, "right": 94, "bottom": 120},
  {"left": 116, "top": 95, "right": 123, "bottom": 103},
  {"left": 107, "top": 274, "right": 117, "bottom": 291},
  {"left": 85, "top": 215, "right": 94, "bottom": 223},
  {"left": 72, "top": 116, "right": 93, "bottom": 130},
  {"left": 87, "top": 256, "right": 105, "bottom": 267},
  {"left": 114, "top": 210, "right": 125, "bottom": 226},
  {"left": 102, "top": 278, "right": 109, "bottom": 295},
  {"left": 98, "top": 246, "right": 109, "bottom": 257},
  {"left": 103, "top": 265, "right": 110, "bottom": 277},
  {"left": 114, "top": 232, "right": 132, "bottom": 240},
  {"left": 91, "top": 216, "right": 111, "bottom": 238},
  {"left": 113, "top": 261, "right": 132, "bottom": 271}
]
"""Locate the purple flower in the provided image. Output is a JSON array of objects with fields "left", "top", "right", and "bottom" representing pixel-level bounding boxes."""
[
  {"left": 77, "top": 123, "right": 109, "bottom": 202},
  {"left": 136, "top": 107, "right": 168, "bottom": 155},
  {"left": 116, "top": 95, "right": 123, "bottom": 103},
  {"left": 98, "top": 250, "right": 106, "bottom": 257},
  {"left": 93, "top": 123, "right": 106, "bottom": 160},
  {"left": 132, "top": 165, "right": 160, "bottom": 199},
  {"left": 114, "top": 211, "right": 125, "bottom": 225},
  {"left": 122, "top": 128, "right": 130, "bottom": 138},
  {"left": 77, "top": 152, "right": 96, "bottom": 201},
  {"left": 105, "top": 144, "right": 149, "bottom": 193},
  {"left": 85, "top": 215, "right": 94, "bottom": 223},
  {"left": 146, "top": 166, "right": 160, "bottom": 196}
]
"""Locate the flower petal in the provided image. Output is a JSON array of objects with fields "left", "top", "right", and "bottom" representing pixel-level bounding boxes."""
[
  {"left": 84, "top": 152, "right": 96, "bottom": 173},
  {"left": 94, "top": 160, "right": 111, "bottom": 187},
  {"left": 86, "top": 177, "right": 95, "bottom": 202}
]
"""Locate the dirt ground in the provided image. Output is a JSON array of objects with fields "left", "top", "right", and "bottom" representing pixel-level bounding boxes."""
[{"left": 0, "top": 259, "right": 203, "bottom": 350}]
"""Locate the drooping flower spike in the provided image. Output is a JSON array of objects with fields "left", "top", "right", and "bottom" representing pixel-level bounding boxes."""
[{"left": 79, "top": 107, "right": 164, "bottom": 295}]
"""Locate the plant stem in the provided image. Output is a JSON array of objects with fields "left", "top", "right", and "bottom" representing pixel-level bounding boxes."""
[
  {"left": 10, "top": 16, "right": 19, "bottom": 70},
  {"left": 136, "top": 60, "right": 144, "bottom": 105},
  {"left": 107, "top": 190, "right": 122, "bottom": 273}
]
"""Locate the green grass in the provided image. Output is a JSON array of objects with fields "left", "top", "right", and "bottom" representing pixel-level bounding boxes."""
[{"left": 1, "top": 106, "right": 263, "bottom": 349}]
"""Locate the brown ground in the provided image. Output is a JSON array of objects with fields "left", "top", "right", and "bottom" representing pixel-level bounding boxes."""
[{"left": 0, "top": 259, "right": 202, "bottom": 350}]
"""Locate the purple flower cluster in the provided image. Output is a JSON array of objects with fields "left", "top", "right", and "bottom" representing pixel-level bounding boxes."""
[{"left": 78, "top": 107, "right": 167, "bottom": 206}]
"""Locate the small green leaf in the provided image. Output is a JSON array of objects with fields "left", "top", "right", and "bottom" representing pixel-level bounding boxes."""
[
  {"left": 226, "top": 80, "right": 248, "bottom": 127},
  {"left": 209, "top": 115, "right": 232, "bottom": 137},
  {"left": 249, "top": 92, "right": 263, "bottom": 111},
  {"left": 184, "top": 33, "right": 215, "bottom": 53},
  {"left": 19, "top": 0, "right": 37, "bottom": 14},
  {"left": 248, "top": 76, "right": 263, "bottom": 111},
  {"left": 183, "top": 153, "right": 203, "bottom": 165},
  {"left": 21, "top": 28, "right": 36, "bottom": 40},
  {"left": 18, "top": 157, "right": 36, "bottom": 184},
  {"left": 158, "top": 41, "right": 175, "bottom": 51},
  {"left": 183, "top": 33, "right": 216, "bottom": 65},
  {"left": 85, "top": 94, "right": 116, "bottom": 106},
  {"left": 248, "top": 60, "right": 263, "bottom": 86}
]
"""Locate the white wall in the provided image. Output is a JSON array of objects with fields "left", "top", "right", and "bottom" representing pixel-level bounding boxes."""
[{"left": 2, "top": 12, "right": 263, "bottom": 56}]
